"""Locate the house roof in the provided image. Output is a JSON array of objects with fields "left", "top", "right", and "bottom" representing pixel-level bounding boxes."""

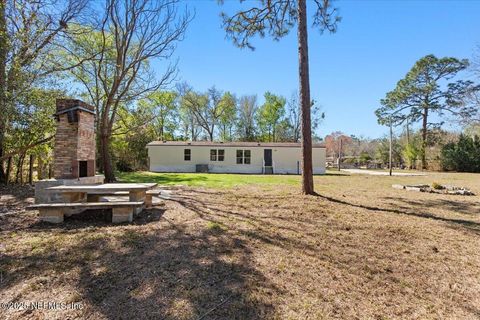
[{"left": 147, "top": 141, "right": 326, "bottom": 148}]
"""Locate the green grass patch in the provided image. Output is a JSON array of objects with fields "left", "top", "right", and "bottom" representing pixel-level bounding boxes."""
[
  {"left": 206, "top": 221, "right": 227, "bottom": 232},
  {"left": 117, "top": 171, "right": 304, "bottom": 188}
]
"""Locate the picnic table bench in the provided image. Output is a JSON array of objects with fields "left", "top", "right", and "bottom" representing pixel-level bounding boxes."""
[
  {"left": 28, "top": 183, "right": 159, "bottom": 224},
  {"left": 27, "top": 201, "right": 144, "bottom": 223},
  {"left": 86, "top": 189, "right": 161, "bottom": 208}
]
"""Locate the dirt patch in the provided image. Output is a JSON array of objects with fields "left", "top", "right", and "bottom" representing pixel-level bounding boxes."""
[{"left": 1, "top": 173, "right": 479, "bottom": 319}]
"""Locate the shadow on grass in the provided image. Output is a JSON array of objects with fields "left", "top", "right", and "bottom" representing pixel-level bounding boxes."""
[
  {"left": 323, "top": 172, "right": 351, "bottom": 177},
  {"left": 382, "top": 196, "right": 480, "bottom": 216},
  {"left": 317, "top": 193, "right": 480, "bottom": 235},
  {"left": 169, "top": 190, "right": 322, "bottom": 257},
  {"left": 24, "top": 207, "right": 166, "bottom": 232},
  {"left": 1, "top": 210, "right": 276, "bottom": 319}
]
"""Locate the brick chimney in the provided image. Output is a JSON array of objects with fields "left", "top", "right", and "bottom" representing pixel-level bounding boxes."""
[{"left": 53, "top": 99, "right": 96, "bottom": 179}]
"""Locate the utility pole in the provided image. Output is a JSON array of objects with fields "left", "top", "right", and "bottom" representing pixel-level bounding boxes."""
[
  {"left": 389, "top": 118, "right": 393, "bottom": 176},
  {"left": 406, "top": 118, "right": 410, "bottom": 145},
  {"left": 338, "top": 137, "right": 343, "bottom": 171}
]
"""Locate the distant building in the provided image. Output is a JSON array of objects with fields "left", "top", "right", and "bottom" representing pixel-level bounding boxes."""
[{"left": 147, "top": 141, "right": 326, "bottom": 174}]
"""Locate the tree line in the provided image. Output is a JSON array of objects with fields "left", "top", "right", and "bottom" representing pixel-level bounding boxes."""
[
  {"left": 326, "top": 52, "right": 480, "bottom": 172},
  {"left": 0, "top": 0, "right": 338, "bottom": 191},
  {"left": 375, "top": 54, "right": 480, "bottom": 170},
  {"left": 111, "top": 87, "right": 325, "bottom": 171},
  {"left": 0, "top": 0, "right": 192, "bottom": 183},
  {"left": 325, "top": 124, "right": 480, "bottom": 173}
]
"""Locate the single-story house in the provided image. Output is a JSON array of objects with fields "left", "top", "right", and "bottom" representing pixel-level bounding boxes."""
[{"left": 146, "top": 141, "right": 326, "bottom": 174}]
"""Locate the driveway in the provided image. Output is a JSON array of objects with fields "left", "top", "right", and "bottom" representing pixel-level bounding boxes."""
[{"left": 341, "top": 169, "right": 427, "bottom": 176}]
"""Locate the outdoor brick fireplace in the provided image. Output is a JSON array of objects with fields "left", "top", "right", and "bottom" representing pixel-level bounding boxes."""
[
  {"left": 34, "top": 98, "right": 104, "bottom": 204},
  {"left": 54, "top": 99, "right": 96, "bottom": 179}
]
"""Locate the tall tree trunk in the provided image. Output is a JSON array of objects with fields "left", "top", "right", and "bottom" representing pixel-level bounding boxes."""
[
  {"left": 0, "top": 0, "right": 8, "bottom": 183},
  {"left": 98, "top": 97, "right": 116, "bottom": 182},
  {"left": 160, "top": 119, "right": 164, "bottom": 141},
  {"left": 29, "top": 154, "right": 34, "bottom": 185},
  {"left": 298, "top": 0, "right": 314, "bottom": 195},
  {"left": 15, "top": 154, "right": 25, "bottom": 184},
  {"left": 37, "top": 155, "right": 44, "bottom": 180},
  {"left": 421, "top": 108, "right": 428, "bottom": 170},
  {"left": 100, "top": 130, "right": 116, "bottom": 182},
  {"left": 405, "top": 119, "right": 412, "bottom": 169},
  {"left": 5, "top": 156, "right": 11, "bottom": 184},
  {"left": 20, "top": 154, "right": 25, "bottom": 184},
  {"left": 208, "top": 127, "right": 214, "bottom": 141}
]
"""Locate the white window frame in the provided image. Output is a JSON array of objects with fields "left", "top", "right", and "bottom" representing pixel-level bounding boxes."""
[
  {"left": 210, "top": 149, "right": 224, "bottom": 161},
  {"left": 236, "top": 149, "right": 251, "bottom": 164},
  {"left": 184, "top": 149, "right": 191, "bottom": 161}
]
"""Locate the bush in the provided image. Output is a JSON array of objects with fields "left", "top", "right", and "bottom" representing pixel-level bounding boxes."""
[
  {"left": 432, "top": 182, "right": 444, "bottom": 190},
  {"left": 358, "top": 152, "right": 372, "bottom": 165},
  {"left": 116, "top": 159, "right": 134, "bottom": 172},
  {"left": 403, "top": 142, "right": 419, "bottom": 169},
  {"left": 440, "top": 134, "right": 480, "bottom": 172}
]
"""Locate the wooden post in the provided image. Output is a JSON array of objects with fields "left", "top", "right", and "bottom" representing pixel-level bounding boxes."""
[
  {"left": 29, "top": 154, "right": 34, "bottom": 185},
  {"left": 338, "top": 138, "right": 342, "bottom": 171}
]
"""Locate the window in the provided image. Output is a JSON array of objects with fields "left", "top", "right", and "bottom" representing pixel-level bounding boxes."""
[
  {"left": 210, "top": 149, "right": 225, "bottom": 161},
  {"left": 244, "top": 150, "right": 251, "bottom": 164},
  {"left": 184, "top": 149, "right": 191, "bottom": 161},
  {"left": 236, "top": 150, "right": 251, "bottom": 164},
  {"left": 236, "top": 150, "right": 242, "bottom": 164}
]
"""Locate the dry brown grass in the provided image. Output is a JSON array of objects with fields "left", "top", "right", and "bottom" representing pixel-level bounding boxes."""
[{"left": 1, "top": 172, "right": 479, "bottom": 319}]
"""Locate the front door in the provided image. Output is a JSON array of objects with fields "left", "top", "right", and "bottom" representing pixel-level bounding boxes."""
[{"left": 264, "top": 149, "right": 272, "bottom": 166}]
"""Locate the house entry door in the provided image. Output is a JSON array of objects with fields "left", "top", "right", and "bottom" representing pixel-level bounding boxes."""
[{"left": 264, "top": 149, "right": 272, "bottom": 166}]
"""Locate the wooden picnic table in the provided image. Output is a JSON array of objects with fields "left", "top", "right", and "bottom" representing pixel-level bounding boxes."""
[{"left": 47, "top": 183, "right": 157, "bottom": 214}]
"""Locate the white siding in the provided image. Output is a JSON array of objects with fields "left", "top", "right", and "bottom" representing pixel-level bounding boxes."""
[{"left": 147, "top": 145, "right": 326, "bottom": 174}]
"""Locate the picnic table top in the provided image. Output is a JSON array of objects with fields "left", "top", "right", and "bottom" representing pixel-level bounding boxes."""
[{"left": 46, "top": 183, "right": 157, "bottom": 192}]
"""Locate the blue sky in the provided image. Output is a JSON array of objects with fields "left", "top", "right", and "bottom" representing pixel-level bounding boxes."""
[{"left": 161, "top": 0, "right": 480, "bottom": 139}]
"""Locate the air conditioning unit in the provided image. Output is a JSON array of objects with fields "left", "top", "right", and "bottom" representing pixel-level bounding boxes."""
[{"left": 196, "top": 164, "right": 209, "bottom": 173}]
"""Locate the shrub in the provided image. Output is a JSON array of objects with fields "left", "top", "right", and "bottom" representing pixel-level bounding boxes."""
[
  {"left": 432, "top": 182, "right": 444, "bottom": 190},
  {"left": 403, "top": 142, "right": 419, "bottom": 169},
  {"left": 440, "top": 134, "right": 480, "bottom": 172}
]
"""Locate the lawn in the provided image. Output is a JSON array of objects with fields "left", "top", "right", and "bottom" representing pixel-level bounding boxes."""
[
  {"left": 117, "top": 171, "right": 303, "bottom": 188},
  {"left": 1, "top": 171, "right": 479, "bottom": 319}
]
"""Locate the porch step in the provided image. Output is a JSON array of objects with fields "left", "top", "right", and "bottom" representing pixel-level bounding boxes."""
[{"left": 263, "top": 166, "right": 274, "bottom": 174}]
